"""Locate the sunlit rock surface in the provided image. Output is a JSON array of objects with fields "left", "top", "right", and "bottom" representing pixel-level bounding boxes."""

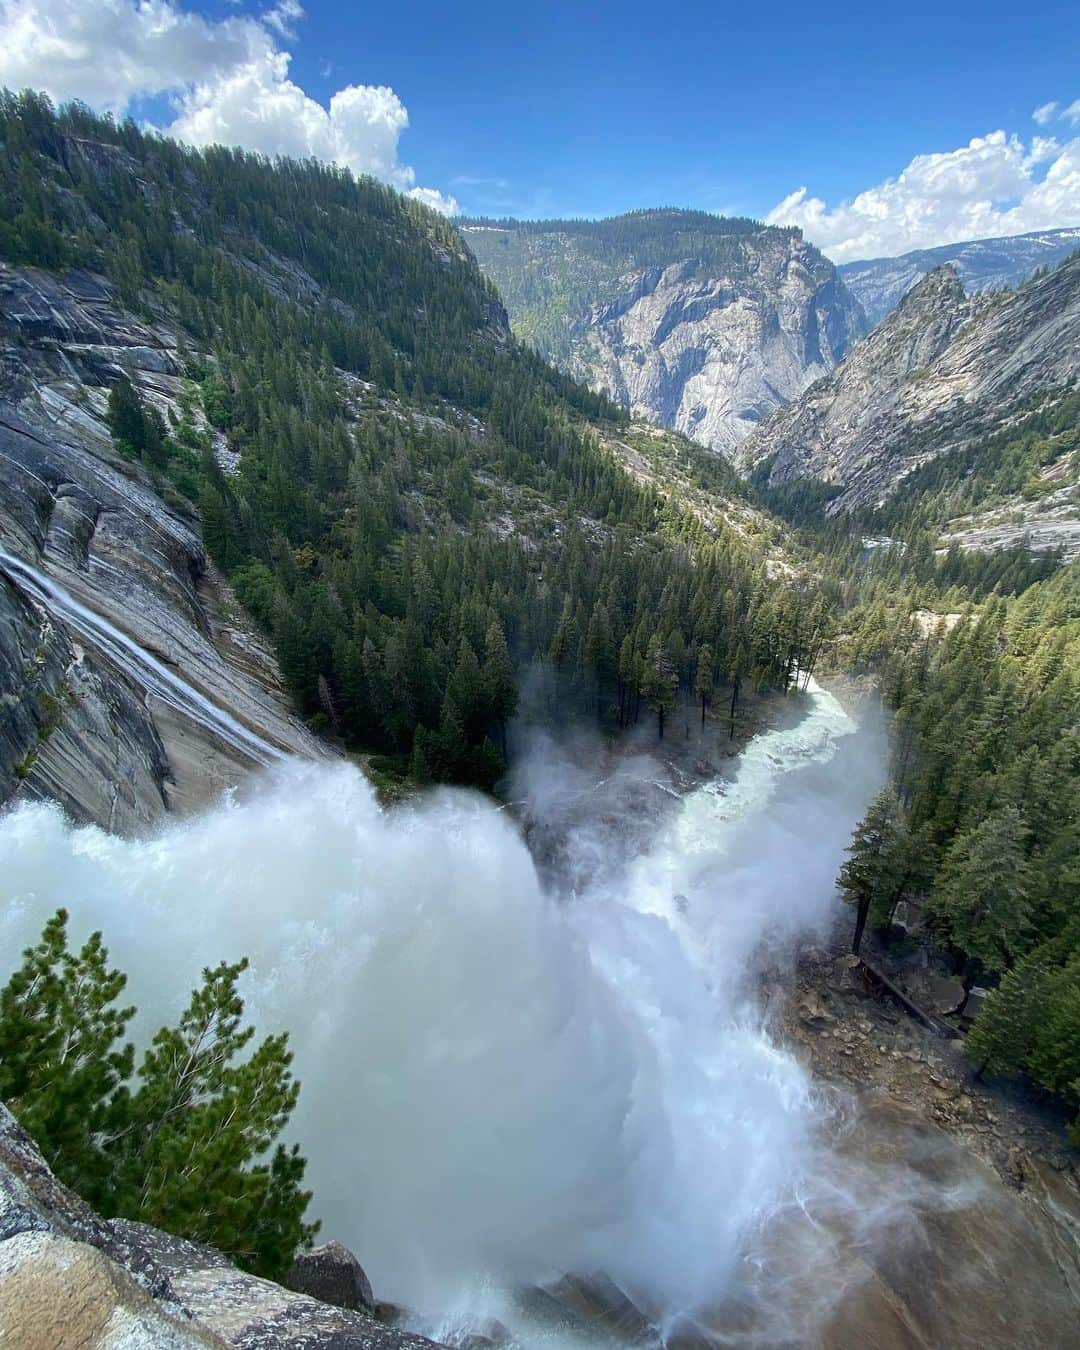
[
  {"left": 463, "top": 220, "right": 865, "bottom": 454},
  {"left": 839, "top": 225, "right": 1080, "bottom": 327},
  {"left": 741, "top": 256, "right": 1080, "bottom": 520}
]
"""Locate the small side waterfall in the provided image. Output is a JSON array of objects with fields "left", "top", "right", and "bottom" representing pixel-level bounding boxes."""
[{"left": 0, "top": 548, "right": 284, "bottom": 767}]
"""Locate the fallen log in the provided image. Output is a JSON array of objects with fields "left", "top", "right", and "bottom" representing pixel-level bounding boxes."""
[{"left": 856, "top": 956, "right": 962, "bottom": 1040}]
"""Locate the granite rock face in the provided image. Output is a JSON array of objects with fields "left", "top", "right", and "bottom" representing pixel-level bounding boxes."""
[
  {"left": 572, "top": 244, "right": 862, "bottom": 454},
  {"left": 0, "top": 262, "right": 328, "bottom": 833},
  {"left": 741, "top": 256, "right": 1080, "bottom": 519},
  {"left": 463, "top": 216, "right": 866, "bottom": 455}
]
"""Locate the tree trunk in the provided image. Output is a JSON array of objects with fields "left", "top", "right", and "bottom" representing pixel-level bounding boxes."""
[
  {"left": 701, "top": 693, "right": 707, "bottom": 727},
  {"left": 729, "top": 679, "right": 739, "bottom": 740},
  {"left": 657, "top": 705, "right": 665, "bottom": 739},
  {"left": 852, "top": 894, "right": 870, "bottom": 955},
  {"left": 950, "top": 961, "right": 980, "bottom": 1016}
]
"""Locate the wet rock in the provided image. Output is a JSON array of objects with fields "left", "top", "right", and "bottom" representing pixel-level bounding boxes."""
[
  {"left": 663, "top": 1315, "right": 725, "bottom": 1349},
  {"left": 540, "top": 1272, "right": 660, "bottom": 1345},
  {"left": 286, "top": 1239, "right": 375, "bottom": 1313},
  {"left": 513, "top": 1282, "right": 611, "bottom": 1344}
]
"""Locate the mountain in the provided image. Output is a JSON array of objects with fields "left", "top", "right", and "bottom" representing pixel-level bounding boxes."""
[
  {"left": 839, "top": 226, "right": 1080, "bottom": 327},
  {"left": 0, "top": 93, "right": 826, "bottom": 828},
  {"left": 461, "top": 210, "right": 867, "bottom": 454},
  {"left": 742, "top": 255, "right": 1080, "bottom": 557}
]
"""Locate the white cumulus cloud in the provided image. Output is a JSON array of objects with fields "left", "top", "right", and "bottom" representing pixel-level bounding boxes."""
[
  {"left": 767, "top": 128, "right": 1080, "bottom": 262},
  {"left": 0, "top": 0, "right": 457, "bottom": 214}
]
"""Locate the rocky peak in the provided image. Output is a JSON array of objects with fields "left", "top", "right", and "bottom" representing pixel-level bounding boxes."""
[
  {"left": 740, "top": 253, "right": 1080, "bottom": 515},
  {"left": 839, "top": 225, "right": 1080, "bottom": 326}
]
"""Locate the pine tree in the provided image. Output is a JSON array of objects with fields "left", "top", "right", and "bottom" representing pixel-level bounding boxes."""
[
  {"left": 0, "top": 910, "right": 133, "bottom": 1203},
  {"left": 0, "top": 914, "right": 316, "bottom": 1280},
  {"left": 695, "top": 642, "right": 714, "bottom": 727},
  {"left": 111, "top": 958, "right": 316, "bottom": 1277},
  {"left": 642, "top": 634, "right": 677, "bottom": 739},
  {"left": 929, "top": 806, "right": 1033, "bottom": 992},
  {"left": 483, "top": 620, "right": 517, "bottom": 756},
  {"left": 836, "top": 790, "right": 907, "bottom": 954}
]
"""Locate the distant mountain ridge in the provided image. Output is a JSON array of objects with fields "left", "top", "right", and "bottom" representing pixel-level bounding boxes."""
[
  {"left": 839, "top": 226, "right": 1080, "bottom": 326},
  {"left": 462, "top": 210, "right": 867, "bottom": 454},
  {"left": 741, "top": 254, "right": 1080, "bottom": 557}
]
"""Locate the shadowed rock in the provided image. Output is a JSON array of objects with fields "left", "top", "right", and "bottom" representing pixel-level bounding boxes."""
[{"left": 286, "top": 1239, "right": 375, "bottom": 1313}]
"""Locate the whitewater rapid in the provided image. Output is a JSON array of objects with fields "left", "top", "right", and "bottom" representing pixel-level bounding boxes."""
[{"left": 0, "top": 678, "right": 882, "bottom": 1332}]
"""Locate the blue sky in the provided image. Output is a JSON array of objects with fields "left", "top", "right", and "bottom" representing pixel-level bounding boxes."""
[
  {"left": 2, "top": 0, "right": 1079, "bottom": 259},
  {"left": 278, "top": 0, "right": 1080, "bottom": 220}
]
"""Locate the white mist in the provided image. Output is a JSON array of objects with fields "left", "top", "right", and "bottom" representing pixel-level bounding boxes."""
[{"left": 0, "top": 679, "right": 883, "bottom": 1329}]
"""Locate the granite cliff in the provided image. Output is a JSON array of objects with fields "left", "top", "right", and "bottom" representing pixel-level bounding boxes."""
[
  {"left": 462, "top": 211, "right": 866, "bottom": 454},
  {"left": 741, "top": 255, "right": 1080, "bottom": 552},
  {"left": 0, "top": 262, "right": 326, "bottom": 833}
]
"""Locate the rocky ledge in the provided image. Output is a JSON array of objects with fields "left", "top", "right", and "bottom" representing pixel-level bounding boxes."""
[{"left": 0, "top": 1102, "right": 442, "bottom": 1350}]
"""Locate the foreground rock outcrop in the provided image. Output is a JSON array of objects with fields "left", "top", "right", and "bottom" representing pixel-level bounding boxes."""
[
  {"left": 0, "top": 1103, "right": 441, "bottom": 1350},
  {"left": 0, "top": 263, "right": 327, "bottom": 833}
]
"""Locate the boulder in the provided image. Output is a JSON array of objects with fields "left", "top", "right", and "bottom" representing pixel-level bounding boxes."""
[
  {"left": 0, "top": 1228, "right": 222, "bottom": 1349},
  {"left": 797, "top": 990, "right": 836, "bottom": 1029},
  {"left": 538, "top": 1272, "right": 660, "bottom": 1345},
  {"left": 829, "top": 953, "right": 863, "bottom": 992},
  {"left": 922, "top": 974, "right": 966, "bottom": 1016},
  {"left": 663, "top": 1315, "right": 725, "bottom": 1349},
  {"left": 963, "top": 986, "right": 991, "bottom": 1020},
  {"left": 286, "top": 1239, "right": 375, "bottom": 1312}
]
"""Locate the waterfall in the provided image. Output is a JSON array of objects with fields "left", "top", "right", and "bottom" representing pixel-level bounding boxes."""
[
  {"left": 0, "top": 548, "right": 284, "bottom": 767},
  {"left": 0, "top": 671, "right": 885, "bottom": 1336}
]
